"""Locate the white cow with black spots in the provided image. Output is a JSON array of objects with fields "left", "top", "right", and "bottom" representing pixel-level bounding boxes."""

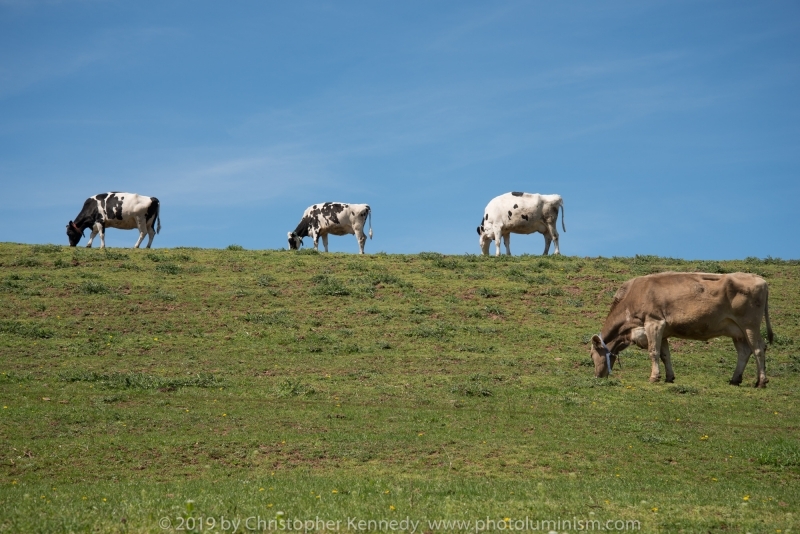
[
  {"left": 66, "top": 192, "right": 161, "bottom": 248},
  {"left": 288, "top": 202, "right": 373, "bottom": 254},
  {"left": 477, "top": 192, "right": 565, "bottom": 256}
]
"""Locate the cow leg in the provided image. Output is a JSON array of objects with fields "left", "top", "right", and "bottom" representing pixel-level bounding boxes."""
[
  {"left": 494, "top": 230, "right": 503, "bottom": 257},
  {"left": 355, "top": 230, "right": 367, "bottom": 254},
  {"left": 311, "top": 231, "right": 320, "bottom": 251},
  {"left": 86, "top": 222, "right": 102, "bottom": 248},
  {"left": 645, "top": 320, "right": 665, "bottom": 382},
  {"left": 729, "top": 338, "right": 751, "bottom": 386},
  {"left": 542, "top": 233, "right": 552, "bottom": 255},
  {"left": 133, "top": 216, "right": 147, "bottom": 249},
  {"left": 660, "top": 338, "right": 675, "bottom": 383},
  {"left": 145, "top": 224, "right": 156, "bottom": 248},
  {"left": 321, "top": 234, "right": 329, "bottom": 253},
  {"left": 745, "top": 329, "right": 768, "bottom": 388},
  {"left": 547, "top": 222, "right": 560, "bottom": 255},
  {"left": 503, "top": 234, "right": 511, "bottom": 256}
]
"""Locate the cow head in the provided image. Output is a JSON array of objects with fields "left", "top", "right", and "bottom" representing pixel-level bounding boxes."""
[
  {"left": 66, "top": 221, "right": 84, "bottom": 247},
  {"left": 478, "top": 226, "right": 493, "bottom": 255},
  {"left": 589, "top": 335, "right": 616, "bottom": 378},
  {"left": 287, "top": 231, "right": 303, "bottom": 250}
]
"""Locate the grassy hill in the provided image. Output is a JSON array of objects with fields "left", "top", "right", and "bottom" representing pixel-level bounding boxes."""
[{"left": 0, "top": 243, "right": 798, "bottom": 532}]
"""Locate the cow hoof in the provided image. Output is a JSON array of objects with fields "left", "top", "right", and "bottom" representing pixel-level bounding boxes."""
[
  {"left": 729, "top": 380, "right": 741, "bottom": 386},
  {"left": 665, "top": 377, "right": 675, "bottom": 383},
  {"left": 649, "top": 377, "right": 661, "bottom": 383}
]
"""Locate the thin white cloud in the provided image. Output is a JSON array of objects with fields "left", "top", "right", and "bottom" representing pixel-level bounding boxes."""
[
  {"left": 0, "top": 25, "right": 183, "bottom": 100},
  {"left": 135, "top": 145, "right": 334, "bottom": 208}
]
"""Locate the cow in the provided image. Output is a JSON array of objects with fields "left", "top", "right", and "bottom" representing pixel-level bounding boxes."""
[
  {"left": 477, "top": 192, "right": 565, "bottom": 256},
  {"left": 66, "top": 192, "right": 161, "bottom": 249},
  {"left": 589, "top": 272, "right": 774, "bottom": 387},
  {"left": 287, "top": 202, "right": 373, "bottom": 254}
]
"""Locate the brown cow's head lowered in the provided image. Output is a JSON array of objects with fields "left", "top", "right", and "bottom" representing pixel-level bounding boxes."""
[{"left": 589, "top": 335, "right": 617, "bottom": 378}]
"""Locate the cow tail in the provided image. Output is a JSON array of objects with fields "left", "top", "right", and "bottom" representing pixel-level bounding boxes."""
[
  {"left": 765, "top": 291, "right": 774, "bottom": 344},
  {"left": 368, "top": 207, "right": 373, "bottom": 239},
  {"left": 560, "top": 201, "right": 566, "bottom": 232},
  {"left": 154, "top": 199, "right": 161, "bottom": 235}
]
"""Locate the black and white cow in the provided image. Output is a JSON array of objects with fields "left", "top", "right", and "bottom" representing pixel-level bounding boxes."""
[
  {"left": 288, "top": 202, "right": 373, "bottom": 254},
  {"left": 66, "top": 192, "right": 161, "bottom": 248},
  {"left": 477, "top": 192, "right": 565, "bottom": 256}
]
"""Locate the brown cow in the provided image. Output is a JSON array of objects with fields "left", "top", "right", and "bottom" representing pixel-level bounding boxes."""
[{"left": 589, "top": 272, "right": 773, "bottom": 387}]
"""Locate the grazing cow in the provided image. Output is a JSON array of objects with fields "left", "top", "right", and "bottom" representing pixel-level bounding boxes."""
[
  {"left": 590, "top": 272, "right": 773, "bottom": 387},
  {"left": 66, "top": 192, "right": 161, "bottom": 249},
  {"left": 288, "top": 202, "right": 373, "bottom": 254},
  {"left": 477, "top": 192, "right": 565, "bottom": 256}
]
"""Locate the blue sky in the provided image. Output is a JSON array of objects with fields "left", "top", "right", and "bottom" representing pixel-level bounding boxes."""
[{"left": 1, "top": 1, "right": 798, "bottom": 258}]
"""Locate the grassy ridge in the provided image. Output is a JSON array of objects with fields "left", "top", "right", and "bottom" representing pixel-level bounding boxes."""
[{"left": 0, "top": 243, "right": 798, "bottom": 532}]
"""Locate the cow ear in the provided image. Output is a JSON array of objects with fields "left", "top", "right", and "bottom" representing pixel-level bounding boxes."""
[{"left": 591, "top": 334, "right": 603, "bottom": 350}]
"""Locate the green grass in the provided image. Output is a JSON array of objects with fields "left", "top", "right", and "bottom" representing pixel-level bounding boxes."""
[{"left": 0, "top": 243, "right": 798, "bottom": 532}]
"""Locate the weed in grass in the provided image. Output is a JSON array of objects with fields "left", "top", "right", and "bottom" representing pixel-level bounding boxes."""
[
  {"left": 0, "top": 278, "right": 25, "bottom": 292},
  {"left": 296, "top": 248, "right": 318, "bottom": 255},
  {"left": 80, "top": 281, "right": 109, "bottom": 295},
  {"left": 155, "top": 263, "right": 181, "bottom": 275},
  {"left": 771, "top": 334, "right": 794, "bottom": 346},
  {"left": 668, "top": 384, "right": 700, "bottom": 395},
  {"left": 0, "top": 371, "right": 32, "bottom": 383},
  {"left": 147, "top": 253, "right": 168, "bottom": 262},
  {"left": 566, "top": 376, "right": 621, "bottom": 387},
  {"left": 410, "top": 305, "right": 433, "bottom": 315},
  {"left": 432, "top": 257, "right": 462, "bottom": 269},
  {"left": 53, "top": 257, "right": 71, "bottom": 268},
  {"left": 154, "top": 288, "right": 177, "bottom": 301},
  {"left": 257, "top": 274, "right": 276, "bottom": 287},
  {"left": 336, "top": 343, "right": 360, "bottom": 354},
  {"left": 477, "top": 287, "right": 499, "bottom": 298},
  {"left": 780, "top": 355, "right": 800, "bottom": 373},
  {"left": 751, "top": 439, "right": 800, "bottom": 467},
  {"left": 227, "top": 244, "right": 244, "bottom": 251},
  {"left": 119, "top": 262, "right": 141, "bottom": 271},
  {"left": 484, "top": 305, "right": 505, "bottom": 316},
  {"left": 242, "top": 310, "right": 291, "bottom": 325},
  {"left": 694, "top": 261, "right": 727, "bottom": 274},
  {"left": 12, "top": 257, "right": 41, "bottom": 267},
  {"left": 367, "top": 272, "right": 410, "bottom": 288},
  {"left": 276, "top": 379, "right": 315, "bottom": 397},
  {"left": 408, "top": 322, "right": 454, "bottom": 340},
  {"left": 450, "top": 375, "right": 493, "bottom": 397},
  {"left": 311, "top": 274, "right": 350, "bottom": 296},
  {"left": 566, "top": 298, "right": 583, "bottom": 307},
  {"left": 102, "top": 250, "right": 129, "bottom": 261}
]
